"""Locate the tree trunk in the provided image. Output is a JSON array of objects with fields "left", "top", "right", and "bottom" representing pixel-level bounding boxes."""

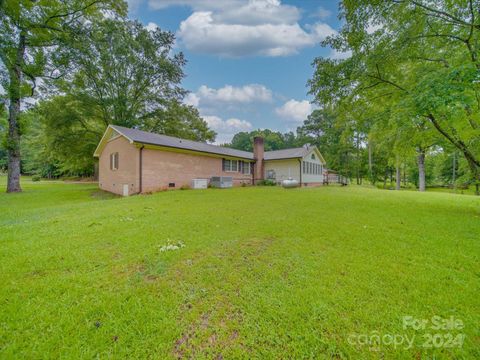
[
  {"left": 356, "top": 133, "right": 360, "bottom": 185},
  {"left": 395, "top": 158, "right": 401, "bottom": 190},
  {"left": 452, "top": 151, "right": 456, "bottom": 190},
  {"left": 427, "top": 113, "right": 480, "bottom": 194},
  {"left": 417, "top": 148, "right": 426, "bottom": 192},
  {"left": 368, "top": 140, "right": 374, "bottom": 184},
  {"left": 6, "top": 33, "right": 26, "bottom": 193}
]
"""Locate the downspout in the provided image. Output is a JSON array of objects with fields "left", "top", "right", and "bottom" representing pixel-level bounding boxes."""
[
  {"left": 251, "top": 162, "right": 254, "bottom": 185},
  {"left": 298, "top": 159, "right": 302, "bottom": 186},
  {"left": 139, "top": 145, "right": 144, "bottom": 194}
]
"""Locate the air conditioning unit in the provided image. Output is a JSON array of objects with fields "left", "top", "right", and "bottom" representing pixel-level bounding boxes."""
[
  {"left": 210, "top": 176, "right": 233, "bottom": 188},
  {"left": 192, "top": 178, "right": 208, "bottom": 189}
]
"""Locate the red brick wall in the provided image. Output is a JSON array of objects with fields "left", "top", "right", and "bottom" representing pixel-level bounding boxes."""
[
  {"left": 98, "top": 136, "right": 139, "bottom": 195},
  {"left": 141, "top": 148, "right": 252, "bottom": 192},
  {"left": 253, "top": 136, "right": 264, "bottom": 184},
  {"left": 99, "top": 137, "right": 253, "bottom": 194}
]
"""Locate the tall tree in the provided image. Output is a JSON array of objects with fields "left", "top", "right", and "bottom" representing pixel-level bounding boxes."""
[
  {"left": 4, "top": 16, "right": 215, "bottom": 177},
  {"left": 228, "top": 129, "right": 300, "bottom": 152},
  {"left": 0, "top": 0, "right": 125, "bottom": 192},
  {"left": 297, "top": 107, "right": 357, "bottom": 177},
  {"left": 63, "top": 18, "right": 187, "bottom": 128},
  {"left": 309, "top": 0, "right": 480, "bottom": 193},
  {"left": 0, "top": 103, "right": 7, "bottom": 171},
  {"left": 31, "top": 19, "right": 214, "bottom": 175},
  {"left": 140, "top": 100, "right": 215, "bottom": 142}
]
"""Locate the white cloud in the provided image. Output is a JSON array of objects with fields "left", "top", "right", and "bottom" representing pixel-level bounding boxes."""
[
  {"left": 184, "top": 92, "right": 200, "bottom": 107},
  {"left": 178, "top": 11, "right": 335, "bottom": 57},
  {"left": 203, "top": 115, "right": 253, "bottom": 144},
  {"left": 213, "top": 0, "right": 300, "bottom": 26},
  {"left": 309, "top": 23, "right": 336, "bottom": 40},
  {"left": 144, "top": 22, "right": 159, "bottom": 31},
  {"left": 151, "top": 0, "right": 336, "bottom": 57},
  {"left": 128, "top": 0, "right": 144, "bottom": 12},
  {"left": 204, "top": 116, "right": 252, "bottom": 132},
  {"left": 313, "top": 6, "right": 332, "bottom": 20},
  {"left": 329, "top": 48, "right": 352, "bottom": 60},
  {"left": 275, "top": 99, "right": 313, "bottom": 122},
  {"left": 149, "top": 0, "right": 242, "bottom": 11},
  {"left": 197, "top": 84, "right": 272, "bottom": 103}
]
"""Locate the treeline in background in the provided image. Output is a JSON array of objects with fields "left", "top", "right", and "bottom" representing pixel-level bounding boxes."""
[{"left": 1, "top": 1, "right": 479, "bottom": 194}]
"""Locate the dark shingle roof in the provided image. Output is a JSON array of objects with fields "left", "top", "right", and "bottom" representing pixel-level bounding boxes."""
[
  {"left": 106, "top": 125, "right": 317, "bottom": 162},
  {"left": 264, "top": 147, "right": 310, "bottom": 160},
  {"left": 111, "top": 125, "right": 254, "bottom": 160}
]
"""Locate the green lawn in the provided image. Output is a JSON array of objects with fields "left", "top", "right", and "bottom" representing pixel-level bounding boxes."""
[{"left": 0, "top": 177, "right": 479, "bottom": 359}]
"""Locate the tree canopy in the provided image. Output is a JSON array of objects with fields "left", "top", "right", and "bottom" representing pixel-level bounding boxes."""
[
  {"left": 0, "top": 0, "right": 126, "bottom": 191},
  {"left": 308, "top": 0, "right": 480, "bottom": 192},
  {"left": 0, "top": 1, "right": 216, "bottom": 184},
  {"left": 228, "top": 129, "right": 300, "bottom": 152}
]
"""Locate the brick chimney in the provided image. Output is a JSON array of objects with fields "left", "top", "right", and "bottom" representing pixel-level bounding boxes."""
[{"left": 253, "top": 136, "right": 264, "bottom": 184}]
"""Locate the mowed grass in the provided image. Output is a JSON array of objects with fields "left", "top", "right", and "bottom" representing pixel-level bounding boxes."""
[{"left": 0, "top": 177, "right": 479, "bottom": 359}]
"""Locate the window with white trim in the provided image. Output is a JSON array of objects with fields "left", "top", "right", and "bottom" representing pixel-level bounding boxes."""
[
  {"left": 242, "top": 161, "right": 251, "bottom": 174},
  {"left": 110, "top": 152, "right": 119, "bottom": 171},
  {"left": 223, "top": 159, "right": 241, "bottom": 172},
  {"left": 302, "top": 160, "right": 324, "bottom": 175},
  {"left": 223, "top": 159, "right": 251, "bottom": 173}
]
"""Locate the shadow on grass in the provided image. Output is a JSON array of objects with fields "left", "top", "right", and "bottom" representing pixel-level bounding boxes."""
[{"left": 89, "top": 189, "right": 121, "bottom": 200}]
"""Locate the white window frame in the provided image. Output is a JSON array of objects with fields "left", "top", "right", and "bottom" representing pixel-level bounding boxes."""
[
  {"left": 242, "top": 161, "right": 251, "bottom": 174},
  {"left": 224, "top": 159, "right": 239, "bottom": 172},
  {"left": 110, "top": 152, "right": 119, "bottom": 171},
  {"left": 224, "top": 159, "right": 231, "bottom": 172}
]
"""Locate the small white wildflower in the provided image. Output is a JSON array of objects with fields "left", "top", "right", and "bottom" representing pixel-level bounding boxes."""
[{"left": 159, "top": 240, "right": 185, "bottom": 252}]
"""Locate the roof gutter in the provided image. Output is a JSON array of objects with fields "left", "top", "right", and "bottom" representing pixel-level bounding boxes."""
[{"left": 264, "top": 156, "right": 303, "bottom": 161}]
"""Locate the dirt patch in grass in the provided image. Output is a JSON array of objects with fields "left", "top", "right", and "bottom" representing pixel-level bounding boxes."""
[
  {"left": 174, "top": 312, "right": 211, "bottom": 358},
  {"left": 113, "top": 256, "right": 168, "bottom": 284},
  {"left": 173, "top": 308, "right": 246, "bottom": 359},
  {"left": 171, "top": 238, "right": 278, "bottom": 358}
]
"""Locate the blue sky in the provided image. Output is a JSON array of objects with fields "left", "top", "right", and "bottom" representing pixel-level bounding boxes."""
[{"left": 128, "top": 0, "right": 345, "bottom": 143}]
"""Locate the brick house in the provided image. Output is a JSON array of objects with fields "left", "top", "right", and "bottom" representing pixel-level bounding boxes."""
[{"left": 94, "top": 125, "right": 326, "bottom": 195}]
